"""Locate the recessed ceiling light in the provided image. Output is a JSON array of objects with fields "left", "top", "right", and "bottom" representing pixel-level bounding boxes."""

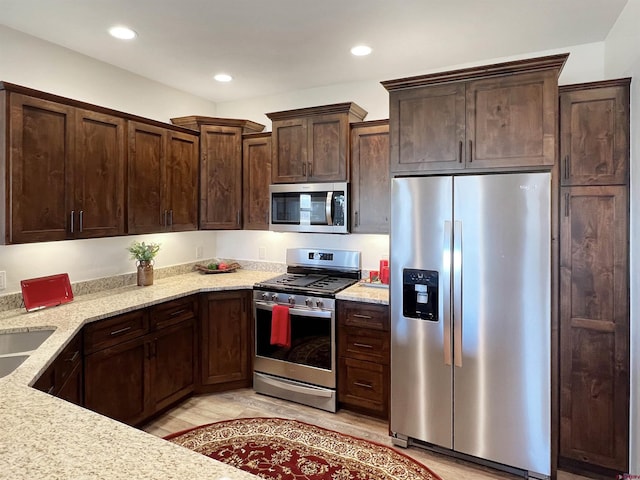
[
  {"left": 350, "top": 45, "right": 372, "bottom": 56},
  {"left": 109, "top": 26, "right": 137, "bottom": 40},
  {"left": 214, "top": 73, "right": 233, "bottom": 82}
]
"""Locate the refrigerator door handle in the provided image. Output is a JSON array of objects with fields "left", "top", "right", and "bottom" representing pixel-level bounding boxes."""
[
  {"left": 443, "top": 220, "right": 453, "bottom": 366},
  {"left": 453, "top": 220, "right": 463, "bottom": 368}
]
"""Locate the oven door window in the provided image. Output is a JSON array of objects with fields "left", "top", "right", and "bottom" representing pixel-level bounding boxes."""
[{"left": 255, "top": 306, "right": 332, "bottom": 370}]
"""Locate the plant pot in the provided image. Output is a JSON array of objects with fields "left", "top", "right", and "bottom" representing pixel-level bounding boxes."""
[{"left": 137, "top": 260, "right": 154, "bottom": 286}]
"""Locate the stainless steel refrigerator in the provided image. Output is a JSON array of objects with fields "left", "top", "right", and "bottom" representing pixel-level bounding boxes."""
[{"left": 390, "top": 172, "right": 551, "bottom": 478}]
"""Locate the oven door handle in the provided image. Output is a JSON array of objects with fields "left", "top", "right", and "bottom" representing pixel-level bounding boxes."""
[
  {"left": 254, "top": 301, "right": 332, "bottom": 319},
  {"left": 255, "top": 373, "right": 333, "bottom": 398}
]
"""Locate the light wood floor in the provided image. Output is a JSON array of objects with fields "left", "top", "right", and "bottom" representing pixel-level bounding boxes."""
[{"left": 143, "top": 389, "right": 589, "bottom": 480}]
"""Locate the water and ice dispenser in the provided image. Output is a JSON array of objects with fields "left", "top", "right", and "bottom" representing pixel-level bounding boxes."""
[{"left": 402, "top": 268, "right": 438, "bottom": 321}]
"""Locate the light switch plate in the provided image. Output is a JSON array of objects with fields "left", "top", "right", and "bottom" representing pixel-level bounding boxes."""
[
  {"left": 258, "top": 246, "right": 267, "bottom": 260},
  {"left": 0, "top": 271, "right": 6, "bottom": 290}
]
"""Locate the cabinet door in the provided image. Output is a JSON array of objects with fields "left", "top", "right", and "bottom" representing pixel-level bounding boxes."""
[
  {"left": 389, "top": 83, "right": 465, "bottom": 173},
  {"left": 560, "top": 84, "right": 629, "bottom": 186},
  {"left": 151, "top": 318, "right": 196, "bottom": 412},
  {"left": 57, "top": 362, "right": 83, "bottom": 406},
  {"left": 84, "top": 335, "right": 151, "bottom": 425},
  {"left": 307, "top": 113, "right": 349, "bottom": 182},
  {"left": 466, "top": 70, "right": 557, "bottom": 168},
  {"left": 127, "top": 121, "right": 166, "bottom": 234},
  {"left": 8, "top": 94, "right": 74, "bottom": 243},
  {"left": 200, "top": 125, "right": 242, "bottom": 229},
  {"left": 350, "top": 122, "right": 389, "bottom": 233},
  {"left": 242, "top": 134, "right": 271, "bottom": 230},
  {"left": 271, "top": 118, "right": 307, "bottom": 183},
  {"left": 166, "top": 130, "right": 199, "bottom": 231},
  {"left": 559, "top": 186, "right": 628, "bottom": 472},
  {"left": 200, "top": 291, "right": 251, "bottom": 388},
  {"left": 73, "top": 109, "right": 126, "bottom": 238}
]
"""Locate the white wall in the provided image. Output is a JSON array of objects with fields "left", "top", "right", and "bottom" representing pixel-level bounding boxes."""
[
  {"left": 604, "top": 0, "right": 640, "bottom": 474},
  {"left": 0, "top": 25, "right": 220, "bottom": 294}
]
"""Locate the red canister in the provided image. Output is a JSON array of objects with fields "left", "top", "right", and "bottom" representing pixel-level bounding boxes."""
[{"left": 380, "top": 265, "right": 390, "bottom": 284}]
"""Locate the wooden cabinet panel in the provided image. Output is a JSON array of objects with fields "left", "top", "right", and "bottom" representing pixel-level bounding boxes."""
[
  {"left": 560, "top": 80, "right": 630, "bottom": 186},
  {"left": 242, "top": 133, "right": 271, "bottom": 230},
  {"left": 271, "top": 118, "right": 307, "bottom": 183},
  {"left": 200, "top": 125, "right": 242, "bottom": 229},
  {"left": 8, "top": 94, "right": 74, "bottom": 243},
  {"left": 390, "top": 83, "right": 465, "bottom": 173},
  {"left": 350, "top": 120, "right": 389, "bottom": 233},
  {"left": 337, "top": 301, "right": 390, "bottom": 420},
  {"left": 73, "top": 109, "right": 126, "bottom": 238},
  {"left": 84, "top": 336, "right": 150, "bottom": 425},
  {"left": 268, "top": 103, "right": 367, "bottom": 184},
  {"left": 33, "top": 332, "right": 83, "bottom": 406},
  {"left": 127, "top": 121, "right": 166, "bottom": 234},
  {"left": 166, "top": 130, "right": 199, "bottom": 231},
  {"left": 84, "top": 309, "right": 149, "bottom": 354},
  {"left": 559, "top": 185, "right": 629, "bottom": 473},
  {"left": 199, "top": 290, "right": 251, "bottom": 389},
  {"left": 56, "top": 362, "right": 83, "bottom": 405},
  {"left": 466, "top": 70, "right": 557, "bottom": 168},
  {"left": 151, "top": 318, "right": 196, "bottom": 412}
]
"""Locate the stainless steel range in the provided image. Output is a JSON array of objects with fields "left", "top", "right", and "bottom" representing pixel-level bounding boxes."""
[{"left": 253, "top": 248, "right": 361, "bottom": 412}]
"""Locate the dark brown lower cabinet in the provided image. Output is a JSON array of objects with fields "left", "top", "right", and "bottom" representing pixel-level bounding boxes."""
[
  {"left": 83, "top": 296, "right": 197, "bottom": 426},
  {"left": 199, "top": 290, "right": 252, "bottom": 392},
  {"left": 559, "top": 186, "right": 629, "bottom": 476},
  {"left": 337, "top": 301, "right": 390, "bottom": 420},
  {"left": 33, "top": 332, "right": 83, "bottom": 406}
]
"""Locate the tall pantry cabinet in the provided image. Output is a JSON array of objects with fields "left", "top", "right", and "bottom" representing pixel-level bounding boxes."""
[{"left": 558, "top": 79, "right": 630, "bottom": 477}]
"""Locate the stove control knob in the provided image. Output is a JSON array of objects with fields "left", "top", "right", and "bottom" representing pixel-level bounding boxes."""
[
  {"left": 305, "top": 298, "right": 313, "bottom": 307},
  {"left": 315, "top": 300, "right": 324, "bottom": 309},
  {"left": 261, "top": 293, "right": 268, "bottom": 301},
  {"left": 288, "top": 296, "right": 295, "bottom": 305},
  {"left": 271, "top": 294, "right": 278, "bottom": 302}
]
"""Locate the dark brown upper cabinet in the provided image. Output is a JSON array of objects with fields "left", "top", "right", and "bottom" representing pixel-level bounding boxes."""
[
  {"left": 242, "top": 132, "right": 272, "bottom": 230},
  {"left": 127, "top": 122, "right": 199, "bottom": 234},
  {"left": 382, "top": 54, "right": 568, "bottom": 174},
  {"left": 350, "top": 120, "right": 390, "bottom": 234},
  {"left": 267, "top": 103, "right": 367, "bottom": 184},
  {"left": 170, "top": 116, "right": 265, "bottom": 230},
  {"left": 559, "top": 79, "right": 630, "bottom": 186},
  {"left": 2, "top": 89, "right": 126, "bottom": 243}
]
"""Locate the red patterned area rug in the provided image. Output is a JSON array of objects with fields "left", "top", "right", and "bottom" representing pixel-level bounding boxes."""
[{"left": 165, "top": 417, "right": 442, "bottom": 480}]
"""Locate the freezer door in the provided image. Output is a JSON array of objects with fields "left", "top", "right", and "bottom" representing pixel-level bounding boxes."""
[
  {"left": 390, "top": 176, "right": 453, "bottom": 448},
  {"left": 452, "top": 173, "right": 551, "bottom": 475}
]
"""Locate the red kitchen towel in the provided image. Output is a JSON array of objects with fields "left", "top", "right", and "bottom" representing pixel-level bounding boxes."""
[{"left": 270, "top": 305, "right": 291, "bottom": 349}]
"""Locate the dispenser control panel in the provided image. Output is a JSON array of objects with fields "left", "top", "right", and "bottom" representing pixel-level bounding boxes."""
[{"left": 402, "top": 268, "right": 438, "bottom": 321}]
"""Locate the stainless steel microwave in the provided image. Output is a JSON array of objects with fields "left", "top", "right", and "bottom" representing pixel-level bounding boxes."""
[{"left": 269, "top": 182, "right": 348, "bottom": 233}]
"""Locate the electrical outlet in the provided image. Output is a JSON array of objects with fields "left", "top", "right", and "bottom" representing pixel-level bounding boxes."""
[
  {"left": 196, "top": 246, "right": 204, "bottom": 259},
  {"left": 258, "top": 246, "right": 267, "bottom": 260},
  {"left": 0, "top": 271, "right": 6, "bottom": 290}
]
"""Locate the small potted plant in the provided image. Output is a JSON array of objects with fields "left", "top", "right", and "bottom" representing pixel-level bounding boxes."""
[{"left": 127, "top": 241, "right": 160, "bottom": 286}]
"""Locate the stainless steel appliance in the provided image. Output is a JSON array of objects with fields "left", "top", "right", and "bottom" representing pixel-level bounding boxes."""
[
  {"left": 253, "top": 248, "right": 361, "bottom": 412},
  {"left": 269, "top": 182, "right": 348, "bottom": 233},
  {"left": 390, "top": 173, "right": 551, "bottom": 479}
]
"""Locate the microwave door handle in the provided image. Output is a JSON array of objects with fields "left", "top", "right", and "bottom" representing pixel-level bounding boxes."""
[{"left": 326, "top": 191, "right": 334, "bottom": 225}]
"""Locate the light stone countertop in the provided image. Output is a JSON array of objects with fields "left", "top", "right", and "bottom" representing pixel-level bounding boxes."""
[
  {"left": 336, "top": 281, "right": 389, "bottom": 305},
  {"left": 0, "top": 269, "right": 384, "bottom": 479}
]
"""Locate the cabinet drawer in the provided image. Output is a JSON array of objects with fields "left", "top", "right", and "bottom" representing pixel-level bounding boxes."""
[
  {"left": 84, "top": 310, "right": 149, "bottom": 354},
  {"left": 56, "top": 333, "right": 82, "bottom": 387},
  {"left": 339, "top": 327, "right": 389, "bottom": 364},
  {"left": 338, "top": 302, "right": 389, "bottom": 331},
  {"left": 338, "top": 357, "right": 388, "bottom": 417},
  {"left": 150, "top": 296, "right": 197, "bottom": 330}
]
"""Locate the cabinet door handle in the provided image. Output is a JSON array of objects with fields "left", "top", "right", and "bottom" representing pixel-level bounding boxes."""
[
  {"left": 237, "top": 210, "right": 241, "bottom": 226},
  {"left": 79, "top": 210, "right": 84, "bottom": 232},
  {"left": 163, "top": 210, "right": 167, "bottom": 228},
  {"left": 66, "top": 350, "right": 80, "bottom": 363},
  {"left": 564, "top": 155, "right": 570, "bottom": 179},
  {"left": 354, "top": 381, "right": 373, "bottom": 389},
  {"left": 353, "top": 342, "right": 374, "bottom": 349},
  {"left": 458, "top": 140, "right": 463, "bottom": 163},
  {"left": 352, "top": 314, "right": 372, "bottom": 320},
  {"left": 308, "top": 162, "right": 312, "bottom": 177},
  {"left": 468, "top": 140, "right": 473, "bottom": 162},
  {"left": 169, "top": 308, "right": 188, "bottom": 317},
  {"left": 169, "top": 210, "right": 173, "bottom": 227},
  {"left": 564, "top": 193, "right": 570, "bottom": 217},
  {"left": 46, "top": 385, "right": 55, "bottom": 395},
  {"left": 110, "top": 326, "right": 132, "bottom": 336},
  {"left": 70, "top": 210, "right": 75, "bottom": 233},
  {"left": 354, "top": 210, "right": 359, "bottom": 227},
  {"left": 302, "top": 162, "right": 307, "bottom": 176}
]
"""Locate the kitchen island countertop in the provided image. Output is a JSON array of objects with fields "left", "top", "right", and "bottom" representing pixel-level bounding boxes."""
[{"left": 0, "top": 269, "right": 275, "bottom": 480}]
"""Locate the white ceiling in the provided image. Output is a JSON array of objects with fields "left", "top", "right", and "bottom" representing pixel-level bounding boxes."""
[{"left": 0, "top": 0, "right": 628, "bottom": 103}]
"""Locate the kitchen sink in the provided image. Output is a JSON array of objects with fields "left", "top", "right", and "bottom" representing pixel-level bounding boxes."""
[
  {"left": 0, "top": 329, "right": 55, "bottom": 355},
  {"left": 0, "top": 355, "right": 30, "bottom": 378}
]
